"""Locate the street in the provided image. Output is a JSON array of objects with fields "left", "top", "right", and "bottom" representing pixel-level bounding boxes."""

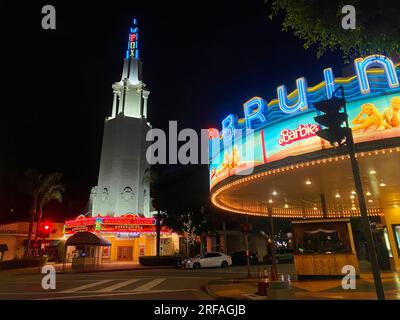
[{"left": 0, "top": 265, "right": 274, "bottom": 300}]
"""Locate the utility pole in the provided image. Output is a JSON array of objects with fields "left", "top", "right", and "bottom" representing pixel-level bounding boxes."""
[
  {"left": 268, "top": 204, "right": 278, "bottom": 281},
  {"left": 156, "top": 209, "right": 161, "bottom": 257},
  {"left": 313, "top": 86, "right": 385, "bottom": 300},
  {"left": 343, "top": 103, "right": 385, "bottom": 300},
  {"left": 320, "top": 194, "right": 328, "bottom": 218}
]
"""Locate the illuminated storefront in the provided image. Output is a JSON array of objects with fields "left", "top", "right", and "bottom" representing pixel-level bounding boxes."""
[
  {"left": 64, "top": 214, "right": 179, "bottom": 263},
  {"left": 209, "top": 54, "right": 400, "bottom": 271},
  {"left": 0, "top": 221, "right": 65, "bottom": 261}
]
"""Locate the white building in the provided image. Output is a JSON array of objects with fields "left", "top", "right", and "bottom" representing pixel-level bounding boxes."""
[{"left": 91, "top": 19, "right": 152, "bottom": 218}]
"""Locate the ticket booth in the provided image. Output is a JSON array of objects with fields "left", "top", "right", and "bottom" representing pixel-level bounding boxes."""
[
  {"left": 65, "top": 232, "right": 111, "bottom": 271},
  {"left": 292, "top": 219, "right": 359, "bottom": 279}
]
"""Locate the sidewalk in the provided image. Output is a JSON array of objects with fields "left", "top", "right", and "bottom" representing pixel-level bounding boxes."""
[
  {"left": 205, "top": 270, "right": 400, "bottom": 300},
  {"left": 0, "top": 262, "right": 177, "bottom": 276}
]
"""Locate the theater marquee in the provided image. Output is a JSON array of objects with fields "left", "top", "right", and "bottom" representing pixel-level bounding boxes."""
[{"left": 209, "top": 54, "right": 400, "bottom": 189}]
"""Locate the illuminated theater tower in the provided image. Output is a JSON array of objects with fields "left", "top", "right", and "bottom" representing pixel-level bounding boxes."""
[{"left": 91, "top": 19, "right": 151, "bottom": 218}]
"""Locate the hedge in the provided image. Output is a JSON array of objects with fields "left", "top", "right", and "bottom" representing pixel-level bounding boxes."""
[{"left": 0, "top": 258, "right": 41, "bottom": 270}]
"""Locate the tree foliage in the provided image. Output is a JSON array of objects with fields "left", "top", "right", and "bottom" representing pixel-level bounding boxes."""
[
  {"left": 268, "top": 0, "right": 400, "bottom": 61},
  {"left": 164, "top": 206, "right": 211, "bottom": 236},
  {"left": 24, "top": 170, "right": 65, "bottom": 257}
]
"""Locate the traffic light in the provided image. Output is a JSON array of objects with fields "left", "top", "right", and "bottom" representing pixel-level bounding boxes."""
[
  {"left": 313, "top": 97, "right": 348, "bottom": 147},
  {"left": 37, "top": 223, "right": 51, "bottom": 239}
]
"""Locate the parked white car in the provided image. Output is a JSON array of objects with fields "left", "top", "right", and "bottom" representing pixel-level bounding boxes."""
[{"left": 182, "top": 252, "right": 232, "bottom": 269}]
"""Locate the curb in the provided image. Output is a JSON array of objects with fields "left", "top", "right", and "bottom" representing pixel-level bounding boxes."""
[
  {"left": 202, "top": 283, "right": 232, "bottom": 300},
  {"left": 204, "top": 278, "right": 294, "bottom": 300},
  {"left": 203, "top": 279, "right": 261, "bottom": 300},
  {"left": 59, "top": 265, "right": 178, "bottom": 274}
]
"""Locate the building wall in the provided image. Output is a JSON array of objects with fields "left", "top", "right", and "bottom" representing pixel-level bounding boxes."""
[
  {"left": 92, "top": 117, "right": 151, "bottom": 217},
  {"left": 0, "top": 236, "right": 20, "bottom": 261},
  {"left": 383, "top": 206, "right": 400, "bottom": 271},
  {"left": 93, "top": 234, "right": 175, "bottom": 263},
  {"left": 0, "top": 222, "right": 64, "bottom": 261}
]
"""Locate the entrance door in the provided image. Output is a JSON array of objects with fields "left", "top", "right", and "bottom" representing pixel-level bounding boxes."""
[{"left": 117, "top": 246, "right": 133, "bottom": 261}]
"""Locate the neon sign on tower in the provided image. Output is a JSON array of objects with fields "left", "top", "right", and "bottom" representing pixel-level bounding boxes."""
[{"left": 126, "top": 18, "right": 139, "bottom": 59}]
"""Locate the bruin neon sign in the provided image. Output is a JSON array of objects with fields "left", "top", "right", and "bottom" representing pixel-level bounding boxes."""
[
  {"left": 278, "top": 124, "right": 320, "bottom": 146},
  {"left": 222, "top": 54, "right": 399, "bottom": 132},
  {"left": 126, "top": 18, "right": 139, "bottom": 59}
]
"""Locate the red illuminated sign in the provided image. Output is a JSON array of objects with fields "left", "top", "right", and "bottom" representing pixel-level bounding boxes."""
[
  {"left": 64, "top": 214, "right": 168, "bottom": 235},
  {"left": 65, "top": 218, "right": 95, "bottom": 228}
]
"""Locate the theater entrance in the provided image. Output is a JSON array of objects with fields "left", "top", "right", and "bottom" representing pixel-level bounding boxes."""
[{"left": 117, "top": 246, "right": 133, "bottom": 261}]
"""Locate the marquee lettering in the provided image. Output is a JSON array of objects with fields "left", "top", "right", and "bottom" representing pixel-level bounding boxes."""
[
  {"left": 220, "top": 54, "right": 399, "bottom": 132},
  {"left": 278, "top": 124, "right": 320, "bottom": 146}
]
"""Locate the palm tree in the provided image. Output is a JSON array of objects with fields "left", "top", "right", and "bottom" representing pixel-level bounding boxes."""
[
  {"left": 24, "top": 170, "right": 65, "bottom": 258},
  {"left": 24, "top": 169, "right": 41, "bottom": 258}
]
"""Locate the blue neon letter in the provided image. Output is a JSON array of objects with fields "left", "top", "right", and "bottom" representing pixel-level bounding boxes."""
[
  {"left": 221, "top": 114, "right": 238, "bottom": 145},
  {"left": 243, "top": 96, "right": 267, "bottom": 129},
  {"left": 354, "top": 54, "right": 399, "bottom": 94},
  {"left": 277, "top": 77, "right": 309, "bottom": 114},
  {"left": 323, "top": 68, "right": 335, "bottom": 99}
]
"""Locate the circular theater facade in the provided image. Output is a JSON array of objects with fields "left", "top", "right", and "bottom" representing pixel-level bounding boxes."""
[{"left": 209, "top": 54, "right": 400, "bottom": 271}]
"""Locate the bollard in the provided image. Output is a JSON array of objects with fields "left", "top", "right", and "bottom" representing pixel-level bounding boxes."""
[{"left": 257, "top": 278, "right": 269, "bottom": 296}]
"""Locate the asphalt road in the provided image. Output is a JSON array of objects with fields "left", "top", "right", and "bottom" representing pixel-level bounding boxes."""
[{"left": 0, "top": 265, "right": 277, "bottom": 300}]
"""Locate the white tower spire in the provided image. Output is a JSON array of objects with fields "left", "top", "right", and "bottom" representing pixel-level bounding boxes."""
[
  {"left": 91, "top": 19, "right": 152, "bottom": 218},
  {"left": 109, "top": 19, "right": 150, "bottom": 119}
]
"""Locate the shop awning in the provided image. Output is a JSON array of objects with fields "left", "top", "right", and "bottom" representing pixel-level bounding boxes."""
[{"left": 65, "top": 232, "right": 111, "bottom": 247}]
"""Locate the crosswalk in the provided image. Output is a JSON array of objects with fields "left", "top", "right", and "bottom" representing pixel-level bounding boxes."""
[
  {"left": 95, "top": 279, "right": 140, "bottom": 293},
  {"left": 59, "top": 278, "right": 166, "bottom": 294}
]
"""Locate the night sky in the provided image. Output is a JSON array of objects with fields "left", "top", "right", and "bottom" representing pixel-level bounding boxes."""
[{"left": 0, "top": 0, "right": 345, "bottom": 223}]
